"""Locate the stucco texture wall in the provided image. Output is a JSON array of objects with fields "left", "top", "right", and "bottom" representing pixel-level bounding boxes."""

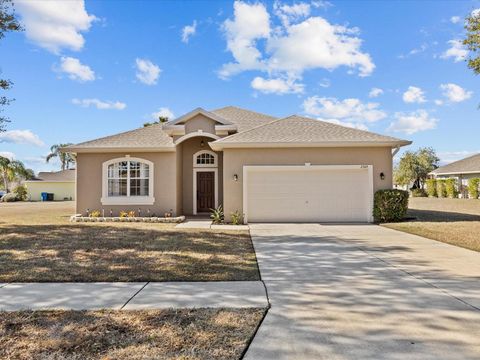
[
  {"left": 26, "top": 182, "right": 75, "bottom": 201},
  {"left": 76, "top": 152, "right": 178, "bottom": 216},
  {"left": 222, "top": 147, "right": 393, "bottom": 220}
]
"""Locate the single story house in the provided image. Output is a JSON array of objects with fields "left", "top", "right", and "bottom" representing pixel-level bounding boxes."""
[
  {"left": 63, "top": 106, "right": 411, "bottom": 223},
  {"left": 25, "top": 169, "right": 76, "bottom": 201},
  {"left": 430, "top": 153, "right": 480, "bottom": 195}
]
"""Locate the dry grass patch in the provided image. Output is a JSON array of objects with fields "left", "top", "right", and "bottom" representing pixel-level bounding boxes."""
[
  {"left": 0, "top": 308, "right": 266, "bottom": 360},
  {"left": 0, "top": 202, "right": 259, "bottom": 282},
  {"left": 383, "top": 197, "right": 480, "bottom": 252}
]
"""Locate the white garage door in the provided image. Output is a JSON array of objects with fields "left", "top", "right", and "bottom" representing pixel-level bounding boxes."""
[{"left": 244, "top": 165, "right": 373, "bottom": 223}]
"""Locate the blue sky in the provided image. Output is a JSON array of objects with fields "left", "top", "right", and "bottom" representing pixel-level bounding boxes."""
[{"left": 0, "top": 0, "right": 479, "bottom": 172}]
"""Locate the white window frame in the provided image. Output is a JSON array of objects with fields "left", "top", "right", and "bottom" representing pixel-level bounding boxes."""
[
  {"left": 193, "top": 150, "right": 217, "bottom": 168},
  {"left": 101, "top": 157, "right": 155, "bottom": 205},
  {"left": 192, "top": 150, "right": 218, "bottom": 215}
]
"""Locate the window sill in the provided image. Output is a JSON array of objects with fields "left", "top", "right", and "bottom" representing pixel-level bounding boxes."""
[{"left": 101, "top": 197, "right": 155, "bottom": 205}]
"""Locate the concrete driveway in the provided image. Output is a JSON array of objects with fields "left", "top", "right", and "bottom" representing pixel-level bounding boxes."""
[{"left": 245, "top": 224, "right": 480, "bottom": 360}]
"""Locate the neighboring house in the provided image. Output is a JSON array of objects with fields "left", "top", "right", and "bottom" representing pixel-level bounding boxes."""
[
  {"left": 63, "top": 106, "right": 411, "bottom": 222},
  {"left": 430, "top": 153, "right": 480, "bottom": 196},
  {"left": 25, "top": 169, "right": 76, "bottom": 201}
]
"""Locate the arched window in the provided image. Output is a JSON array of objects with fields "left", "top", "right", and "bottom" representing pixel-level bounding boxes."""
[
  {"left": 102, "top": 157, "right": 154, "bottom": 205},
  {"left": 193, "top": 150, "right": 217, "bottom": 167}
]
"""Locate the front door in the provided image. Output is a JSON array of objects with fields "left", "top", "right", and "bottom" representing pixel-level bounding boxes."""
[{"left": 197, "top": 171, "right": 214, "bottom": 213}]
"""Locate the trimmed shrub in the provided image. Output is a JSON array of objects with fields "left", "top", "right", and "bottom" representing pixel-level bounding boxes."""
[
  {"left": 445, "top": 178, "right": 458, "bottom": 198},
  {"left": 436, "top": 180, "right": 447, "bottom": 198},
  {"left": 425, "top": 178, "right": 437, "bottom": 197},
  {"left": 411, "top": 188, "right": 427, "bottom": 197},
  {"left": 373, "top": 189, "right": 409, "bottom": 223},
  {"left": 89, "top": 210, "right": 101, "bottom": 217},
  {"left": 13, "top": 185, "right": 27, "bottom": 201},
  {"left": 468, "top": 178, "right": 480, "bottom": 199}
]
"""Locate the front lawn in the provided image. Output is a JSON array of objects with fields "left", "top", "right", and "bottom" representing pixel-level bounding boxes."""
[
  {"left": 383, "top": 197, "right": 480, "bottom": 252},
  {"left": 0, "top": 308, "right": 265, "bottom": 360},
  {"left": 0, "top": 202, "right": 259, "bottom": 282}
]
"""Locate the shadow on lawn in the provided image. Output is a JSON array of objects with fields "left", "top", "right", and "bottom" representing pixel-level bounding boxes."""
[
  {"left": 407, "top": 209, "right": 480, "bottom": 222},
  {"left": 0, "top": 224, "right": 260, "bottom": 282}
]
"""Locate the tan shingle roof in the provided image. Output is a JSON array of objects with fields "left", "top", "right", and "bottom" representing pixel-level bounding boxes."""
[
  {"left": 35, "top": 169, "right": 76, "bottom": 182},
  {"left": 211, "top": 106, "right": 277, "bottom": 133},
  {"left": 64, "top": 124, "right": 175, "bottom": 152},
  {"left": 211, "top": 115, "right": 410, "bottom": 148},
  {"left": 431, "top": 154, "right": 480, "bottom": 175},
  {"left": 64, "top": 107, "right": 410, "bottom": 152}
]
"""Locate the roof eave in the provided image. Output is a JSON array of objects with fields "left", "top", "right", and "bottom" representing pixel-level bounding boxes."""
[
  {"left": 430, "top": 170, "right": 480, "bottom": 176},
  {"left": 210, "top": 140, "right": 412, "bottom": 151}
]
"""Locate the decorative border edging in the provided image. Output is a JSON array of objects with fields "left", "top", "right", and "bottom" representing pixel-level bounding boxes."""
[{"left": 70, "top": 215, "right": 185, "bottom": 223}]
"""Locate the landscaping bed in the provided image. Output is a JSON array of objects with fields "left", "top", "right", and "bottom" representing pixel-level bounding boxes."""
[
  {"left": 0, "top": 308, "right": 265, "bottom": 360},
  {"left": 383, "top": 197, "right": 480, "bottom": 252},
  {"left": 0, "top": 202, "right": 259, "bottom": 282}
]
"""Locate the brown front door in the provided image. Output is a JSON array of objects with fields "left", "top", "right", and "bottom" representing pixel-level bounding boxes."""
[{"left": 197, "top": 171, "right": 214, "bottom": 213}]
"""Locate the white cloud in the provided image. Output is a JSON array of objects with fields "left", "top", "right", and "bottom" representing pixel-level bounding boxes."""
[
  {"left": 311, "top": 1, "right": 333, "bottom": 9},
  {"left": 450, "top": 16, "right": 461, "bottom": 24},
  {"left": 472, "top": 9, "right": 480, "bottom": 17},
  {"left": 251, "top": 76, "right": 304, "bottom": 94},
  {"left": 219, "top": 1, "right": 374, "bottom": 86},
  {"left": 72, "top": 98, "right": 126, "bottom": 110},
  {"left": 388, "top": 110, "right": 437, "bottom": 135},
  {"left": 398, "top": 43, "right": 428, "bottom": 59},
  {"left": 434, "top": 99, "right": 444, "bottom": 106},
  {"left": 319, "top": 78, "right": 330, "bottom": 88},
  {"left": 303, "top": 96, "right": 386, "bottom": 130},
  {"left": 0, "top": 151, "right": 15, "bottom": 160},
  {"left": 440, "top": 83, "right": 472, "bottom": 103},
  {"left": 402, "top": 86, "right": 426, "bottom": 103},
  {"left": 151, "top": 107, "right": 175, "bottom": 120},
  {"left": 135, "top": 58, "right": 161, "bottom": 85},
  {"left": 181, "top": 20, "right": 197, "bottom": 43},
  {"left": 274, "top": 1, "right": 311, "bottom": 27},
  {"left": 219, "top": 1, "right": 271, "bottom": 78},
  {"left": 441, "top": 39, "right": 468, "bottom": 62},
  {"left": 0, "top": 130, "right": 45, "bottom": 147},
  {"left": 57, "top": 56, "right": 95, "bottom": 82},
  {"left": 368, "top": 87, "right": 383, "bottom": 98},
  {"left": 16, "top": 0, "right": 96, "bottom": 53}
]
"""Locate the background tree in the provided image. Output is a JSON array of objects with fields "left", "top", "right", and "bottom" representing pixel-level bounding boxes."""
[
  {"left": 464, "top": 11, "right": 480, "bottom": 75},
  {"left": 143, "top": 116, "right": 169, "bottom": 127},
  {"left": 0, "top": 155, "right": 31, "bottom": 192},
  {"left": 394, "top": 147, "right": 440, "bottom": 189},
  {"left": 0, "top": 0, "right": 23, "bottom": 131},
  {"left": 46, "top": 143, "right": 76, "bottom": 170}
]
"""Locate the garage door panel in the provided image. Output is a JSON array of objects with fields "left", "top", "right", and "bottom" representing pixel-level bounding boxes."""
[{"left": 245, "top": 166, "right": 372, "bottom": 223}]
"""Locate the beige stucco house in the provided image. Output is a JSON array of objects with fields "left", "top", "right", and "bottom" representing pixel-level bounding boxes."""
[
  {"left": 64, "top": 106, "right": 411, "bottom": 222},
  {"left": 25, "top": 169, "right": 75, "bottom": 201}
]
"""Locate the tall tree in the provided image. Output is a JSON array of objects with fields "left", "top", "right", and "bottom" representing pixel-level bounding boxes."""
[
  {"left": 464, "top": 11, "right": 480, "bottom": 75},
  {"left": 0, "top": 0, "right": 23, "bottom": 131},
  {"left": 46, "top": 143, "right": 76, "bottom": 170},
  {"left": 0, "top": 155, "right": 29, "bottom": 192},
  {"left": 394, "top": 147, "right": 440, "bottom": 189}
]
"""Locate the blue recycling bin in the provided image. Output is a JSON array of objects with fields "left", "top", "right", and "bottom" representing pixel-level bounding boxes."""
[{"left": 41, "top": 192, "right": 48, "bottom": 201}]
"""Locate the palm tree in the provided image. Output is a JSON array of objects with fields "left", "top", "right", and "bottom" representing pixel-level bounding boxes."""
[
  {"left": 46, "top": 143, "right": 76, "bottom": 170},
  {"left": 0, "top": 156, "right": 29, "bottom": 192}
]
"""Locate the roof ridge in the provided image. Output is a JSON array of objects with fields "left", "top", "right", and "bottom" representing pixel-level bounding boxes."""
[
  {"left": 214, "top": 116, "right": 286, "bottom": 142},
  {"left": 211, "top": 105, "right": 277, "bottom": 119}
]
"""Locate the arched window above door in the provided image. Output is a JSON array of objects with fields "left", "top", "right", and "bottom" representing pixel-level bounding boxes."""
[{"left": 193, "top": 150, "right": 217, "bottom": 167}]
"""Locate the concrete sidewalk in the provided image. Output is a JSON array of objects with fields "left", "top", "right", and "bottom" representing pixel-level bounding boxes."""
[{"left": 0, "top": 281, "right": 268, "bottom": 311}]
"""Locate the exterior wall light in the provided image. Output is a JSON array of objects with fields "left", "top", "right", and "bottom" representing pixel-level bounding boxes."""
[
  {"left": 380, "top": 172, "right": 385, "bottom": 180},
  {"left": 233, "top": 174, "right": 238, "bottom": 181}
]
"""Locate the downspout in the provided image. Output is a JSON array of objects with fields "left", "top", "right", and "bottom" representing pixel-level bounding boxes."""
[{"left": 392, "top": 146, "right": 400, "bottom": 157}]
